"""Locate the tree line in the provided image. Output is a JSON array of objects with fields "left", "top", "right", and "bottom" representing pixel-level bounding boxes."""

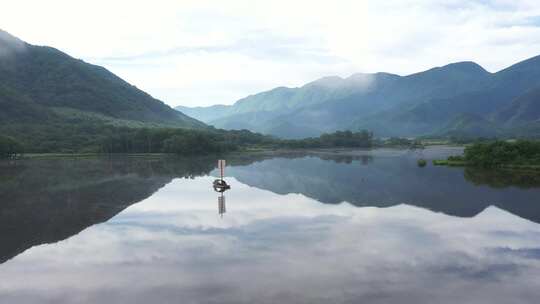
[
  {"left": 1, "top": 124, "right": 375, "bottom": 156},
  {"left": 282, "top": 130, "right": 373, "bottom": 149},
  {"left": 458, "top": 140, "right": 540, "bottom": 167},
  {"left": 99, "top": 128, "right": 276, "bottom": 155}
]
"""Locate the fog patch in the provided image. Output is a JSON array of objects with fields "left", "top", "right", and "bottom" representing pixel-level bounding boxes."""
[
  {"left": 346, "top": 73, "right": 378, "bottom": 91},
  {"left": 0, "top": 29, "right": 27, "bottom": 58},
  {"left": 304, "top": 73, "right": 377, "bottom": 93}
]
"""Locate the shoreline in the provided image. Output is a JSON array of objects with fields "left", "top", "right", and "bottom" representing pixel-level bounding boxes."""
[
  {"left": 8, "top": 145, "right": 464, "bottom": 160},
  {"left": 433, "top": 159, "right": 540, "bottom": 172}
]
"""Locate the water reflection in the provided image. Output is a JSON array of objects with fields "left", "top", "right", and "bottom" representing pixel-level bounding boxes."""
[
  {"left": 0, "top": 148, "right": 540, "bottom": 303},
  {"left": 223, "top": 149, "right": 540, "bottom": 223},
  {"left": 465, "top": 167, "right": 540, "bottom": 189},
  {"left": 1, "top": 149, "right": 540, "bottom": 265},
  {"left": 1, "top": 176, "right": 540, "bottom": 303},
  {"left": 0, "top": 157, "right": 214, "bottom": 264},
  {"left": 218, "top": 192, "right": 226, "bottom": 217}
]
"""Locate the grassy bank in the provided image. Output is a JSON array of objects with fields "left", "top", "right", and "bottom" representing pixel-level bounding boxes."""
[{"left": 432, "top": 159, "right": 467, "bottom": 166}]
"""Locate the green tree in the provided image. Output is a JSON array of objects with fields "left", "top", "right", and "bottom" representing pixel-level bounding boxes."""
[{"left": 0, "top": 136, "right": 24, "bottom": 159}]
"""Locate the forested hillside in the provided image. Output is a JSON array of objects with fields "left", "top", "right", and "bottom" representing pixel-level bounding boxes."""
[
  {"left": 178, "top": 56, "right": 540, "bottom": 139},
  {"left": 0, "top": 29, "right": 208, "bottom": 151}
]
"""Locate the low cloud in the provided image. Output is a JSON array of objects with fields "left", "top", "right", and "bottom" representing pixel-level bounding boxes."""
[
  {"left": 93, "top": 31, "right": 345, "bottom": 65},
  {"left": 0, "top": 29, "right": 26, "bottom": 58}
]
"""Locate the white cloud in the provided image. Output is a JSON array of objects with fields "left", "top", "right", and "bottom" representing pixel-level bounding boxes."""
[{"left": 2, "top": 0, "right": 540, "bottom": 106}]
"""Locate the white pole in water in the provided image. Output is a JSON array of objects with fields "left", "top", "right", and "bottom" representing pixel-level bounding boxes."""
[{"left": 218, "top": 160, "right": 226, "bottom": 181}]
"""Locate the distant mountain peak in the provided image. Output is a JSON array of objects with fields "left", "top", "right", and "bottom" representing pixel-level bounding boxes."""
[
  {"left": 0, "top": 29, "right": 21, "bottom": 42},
  {"left": 497, "top": 54, "right": 540, "bottom": 74},
  {"left": 440, "top": 61, "right": 489, "bottom": 74},
  {"left": 173, "top": 53, "right": 540, "bottom": 139},
  {"left": 348, "top": 72, "right": 401, "bottom": 83},
  {"left": 304, "top": 76, "right": 345, "bottom": 88},
  {"left": 306, "top": 72, "right": 402, "bottom": 89}
]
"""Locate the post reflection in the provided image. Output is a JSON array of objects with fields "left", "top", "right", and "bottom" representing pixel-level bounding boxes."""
[
  {"left": 218, "top": 192, "right": 226, "bottom": 218},
  {"left": 214, "top": 181, "right": 230, "bottom": 217},
  {"left": 213, "top": 159, "right": 231, "bottom": 218}
]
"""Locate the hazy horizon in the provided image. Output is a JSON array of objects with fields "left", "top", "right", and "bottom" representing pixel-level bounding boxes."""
[{"left": 3, "top": 0, "right": 540, "bottom": 107}]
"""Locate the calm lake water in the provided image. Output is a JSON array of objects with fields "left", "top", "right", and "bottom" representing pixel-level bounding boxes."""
[{"left": 1, "top": 146, "right": 540, "bottom": 303}]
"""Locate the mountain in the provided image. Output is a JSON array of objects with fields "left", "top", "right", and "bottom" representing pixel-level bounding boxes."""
[
  {"left": 437, "top": 113, "right": 502, "bottom": 138},
  {"left": 175, "top": 104, "right": 231, "bottom": 123},
  {"left": 494, "top": 86, "right": 540, "bottom": 126},
  {"left": 359, "top": 56, "right": 540, "bottom": 137},
  {"left": 177, "top": 56, "right": 540, "bottom": 138},
  {"left": 0, "top": 29, "right": 204, "bottom": 128}
]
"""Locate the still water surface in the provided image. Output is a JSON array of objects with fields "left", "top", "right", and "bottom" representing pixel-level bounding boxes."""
[{"left": 1, "top": 147, "right": 540, "bottom": 303}]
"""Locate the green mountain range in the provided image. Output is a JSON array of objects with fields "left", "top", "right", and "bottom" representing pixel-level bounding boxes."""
[
  {"left": 4, "top": 27, "right": 540, "bottom": 144},
  {"left": 0, "top": 29, "right": 204, "bottom": 130},
  {"left": 177, "top": 56, "right": 540, "bottom": 139}
]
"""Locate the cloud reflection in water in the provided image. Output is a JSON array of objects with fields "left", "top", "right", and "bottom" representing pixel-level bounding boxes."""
[{"left": 1, "top": 176, "right": 540, "bottom": 304}]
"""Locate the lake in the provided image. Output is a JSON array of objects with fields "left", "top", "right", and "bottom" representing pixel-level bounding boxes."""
[{"left": 1, "top": 146, "right": 540, "bottom": 303}]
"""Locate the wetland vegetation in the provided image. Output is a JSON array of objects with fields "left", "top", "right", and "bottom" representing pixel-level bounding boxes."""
[{"left": 435, "top": 140, "right": 540, "bottom": 170}]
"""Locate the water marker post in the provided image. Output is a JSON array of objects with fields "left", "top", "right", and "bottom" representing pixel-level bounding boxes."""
[{"left": 218, "top": 159, "right": 226, "bottom": 181}]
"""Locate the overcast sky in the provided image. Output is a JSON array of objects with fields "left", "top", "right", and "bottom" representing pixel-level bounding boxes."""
[{"left": 3, "top": 0, "right": 540, "bottom": 107}]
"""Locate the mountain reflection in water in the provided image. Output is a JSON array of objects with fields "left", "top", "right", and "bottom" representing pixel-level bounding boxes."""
[
  {"left": 0, "top": 147, "right": 540, "bottom": 304},
  {"left": 224, "top": 149, "right": 540, "bottom": 222},
  {"left": 0, "top": 157, "right": 214, "bottom": 264}
]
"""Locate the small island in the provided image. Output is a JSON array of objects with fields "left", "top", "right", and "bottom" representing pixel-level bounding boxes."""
[{"left": 434, "top": 140, "right": 540, "bottom": 170}]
